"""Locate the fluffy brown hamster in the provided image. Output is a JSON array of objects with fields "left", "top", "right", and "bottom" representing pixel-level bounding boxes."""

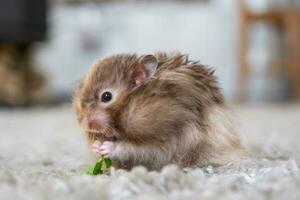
[{"left": 73, "top": 52, "right": 244, "bottom": 170}]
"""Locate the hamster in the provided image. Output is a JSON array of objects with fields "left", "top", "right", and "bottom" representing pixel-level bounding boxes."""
[{"left": 73, "top": 52, "right": 244, "bottom": 170}]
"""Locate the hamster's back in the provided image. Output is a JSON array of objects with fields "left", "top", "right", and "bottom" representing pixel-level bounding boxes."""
[{"left": 116, "top": 52, "right": 244, "bottom": 168}]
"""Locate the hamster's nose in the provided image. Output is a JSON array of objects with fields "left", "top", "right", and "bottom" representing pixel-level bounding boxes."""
[
  {"left": 82, "top": 112, "right": 108, "bottom": 132},
  {"left": 87, "top": 118, "right": 102, "bottom": 131}
]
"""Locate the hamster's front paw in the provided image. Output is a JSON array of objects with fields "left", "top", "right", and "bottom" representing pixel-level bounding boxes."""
[
  {"left": 91, "top": 140, "right": 102, "bottom": 157},
  {"left": 100, "top": 141, "right": 116, "bottom": 158}
]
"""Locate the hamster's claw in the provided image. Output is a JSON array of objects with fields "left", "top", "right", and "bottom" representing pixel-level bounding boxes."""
[
  {"left": 91, "top": 140, "right": 102, "bottom": 157},
  {"left": 100, "top": 141, "right": 116, "bottom": 158}
]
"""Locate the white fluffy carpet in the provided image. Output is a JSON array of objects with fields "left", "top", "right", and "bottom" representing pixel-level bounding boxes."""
[{"left": 0, "top": 104, "right": 300, "bottom": 200}]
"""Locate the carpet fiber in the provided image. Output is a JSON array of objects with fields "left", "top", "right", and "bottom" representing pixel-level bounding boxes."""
[{"left": 0, "top": 104, "right": 299, "bottom": 200}]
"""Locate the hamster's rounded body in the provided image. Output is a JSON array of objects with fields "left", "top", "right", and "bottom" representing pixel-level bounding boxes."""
[{"left": 73, "top": 52, "right": 244, "bottom": 170}]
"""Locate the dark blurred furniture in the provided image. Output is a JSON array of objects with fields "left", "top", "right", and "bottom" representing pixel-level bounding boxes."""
[
  {"left": 0, "top": 0, "right": 47, "bottom": 43},
  {"left": 237, "top": 0, "right": 300, "bottom": 102},
  {"left": 0, "top": 0, "right": 47, "bottom": 106}
]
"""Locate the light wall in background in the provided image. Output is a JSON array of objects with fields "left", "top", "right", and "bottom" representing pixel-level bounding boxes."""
[{"left": 34, "top": 0, "right": 239, "bottom": 100}]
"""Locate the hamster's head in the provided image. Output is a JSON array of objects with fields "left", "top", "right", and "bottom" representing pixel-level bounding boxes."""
[{"left": 73, "top": 54, "right": 158, "bottom": 139}]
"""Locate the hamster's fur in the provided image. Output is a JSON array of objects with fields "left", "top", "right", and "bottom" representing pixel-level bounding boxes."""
[{"left": 73, "top": 52, "right": 244, "bottom": 170}]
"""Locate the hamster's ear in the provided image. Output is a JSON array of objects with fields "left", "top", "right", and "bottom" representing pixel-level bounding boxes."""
[
  {"left": 129, "top": 55, "right": 158, "bottom": 89},
  {"left": 139, "top": 55, "right": 158, "bottom": 77}
]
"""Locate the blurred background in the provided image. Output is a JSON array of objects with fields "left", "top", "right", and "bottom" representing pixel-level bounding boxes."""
[
  {"left": 0, "top": 0, "right": 300, "bottom": 105},
  {"left": 0, "top": 2, "right": 300, "bottom": 198}
]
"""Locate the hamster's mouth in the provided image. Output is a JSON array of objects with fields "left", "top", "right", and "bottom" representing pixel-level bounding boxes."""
[{"left": 86, "top": 128, "right": 118, "bottom": 141}]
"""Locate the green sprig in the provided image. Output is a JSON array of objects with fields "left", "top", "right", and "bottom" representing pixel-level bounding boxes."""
[{"left": 84, "top": 157, "right": 112, "bottom": 175}]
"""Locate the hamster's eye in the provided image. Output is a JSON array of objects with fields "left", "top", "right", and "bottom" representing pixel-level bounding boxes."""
[{"left": 101, "top": 91, "right": 112, "bottom": 103}]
